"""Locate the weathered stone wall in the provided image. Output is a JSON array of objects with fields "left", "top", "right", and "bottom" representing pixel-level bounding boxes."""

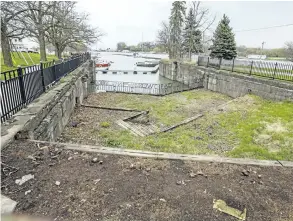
[
  {"left": 1, "top": 60, "right": 95, "bottom": 148},
  {"left": 159, "top": 61, "right": 293, "bottom": 101}
]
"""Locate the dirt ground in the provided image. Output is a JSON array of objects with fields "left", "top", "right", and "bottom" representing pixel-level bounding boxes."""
[{"left": 2, "top": 140, "right": 293, "bottom": 221}]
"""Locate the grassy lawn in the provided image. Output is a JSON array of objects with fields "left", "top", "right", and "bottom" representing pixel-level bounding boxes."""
[
  {"left": 0, "top": 52, "right": 57, "bottom": 72},
  {"left": 62, "top": 90, "right": 293, "bottom": 161}
]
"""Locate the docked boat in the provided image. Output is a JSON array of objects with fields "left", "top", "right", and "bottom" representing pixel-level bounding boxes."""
[{"left": 136, "top": 61, "right": 158, "bottom": 67}]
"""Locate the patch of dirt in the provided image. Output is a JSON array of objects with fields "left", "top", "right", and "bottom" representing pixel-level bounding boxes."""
[
  {"left": 266, "top": 121, "right": 288, "bottom": 133},
  {"left": 58, "top": 107, "right": 134, "bottom": 145},
  {"left": 1, "top": 140, "right": 293, "bottom": 221}
]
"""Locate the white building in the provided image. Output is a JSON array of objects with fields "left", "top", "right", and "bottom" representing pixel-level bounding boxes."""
[
  {"left": 10, "top": 38, "right": 27, "bottom": 51},
  {"left": 247, "top": 54, "right": 267, "bottom": 60}
]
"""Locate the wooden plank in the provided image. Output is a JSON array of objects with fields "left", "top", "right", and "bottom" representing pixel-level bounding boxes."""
[
  {"left": 126, "top": 121, "right": 147, "bottom": 137},
  {"left": 82, "top": 104, "right": 142, "bottom": 112},
  {"left": 159, "top": 114, "right": 203, "bottom": 133},
  {"left": 30, "top": 140, "right": 293, "bottom": 168},
  {"left": 123, "top": 111, "right": 149, "bottom": 121},
  {"left": 116, "top": 120, "right": 139, "bottom": 136},
  {"left": 118, "top": 120, "right": 146, "bottom": 137}
]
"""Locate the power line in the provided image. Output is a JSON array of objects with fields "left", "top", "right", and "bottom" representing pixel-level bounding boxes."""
[{"left": 235, "top": 23, "right": 293, "bottom": 33}]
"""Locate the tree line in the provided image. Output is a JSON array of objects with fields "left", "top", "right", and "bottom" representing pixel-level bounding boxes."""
[
  {"left": 1, "top": 1, "right": 103, "bottom": 67},
  {"left": 157, "top": 1, "right": 236, "bottom": 60},
  {"left": 157, "top": 1, "right": 293, "bottom": 62}
]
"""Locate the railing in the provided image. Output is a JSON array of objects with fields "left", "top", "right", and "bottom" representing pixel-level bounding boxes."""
[
  {"left": 96, "top": 80, "right": 190, "bottom": 95},
  {"left": 1, "top": 52, "right": 91, "bottom": 122},
  {"left": 198, "top": 56, "right": 293, "bottom": 81}
]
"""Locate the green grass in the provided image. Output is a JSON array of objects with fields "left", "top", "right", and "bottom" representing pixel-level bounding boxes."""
[
  {"left": 95, "top": 94, "right": 293, "bottom": 161},
  {"left": 115, "top": 90, "right": 229, "bottom": 126},
  {"left": 0, "top": 52, "right": 57, "bottom": 72},
  {"left": 100, "top": 121, "right": 111, "bottom": 128}
]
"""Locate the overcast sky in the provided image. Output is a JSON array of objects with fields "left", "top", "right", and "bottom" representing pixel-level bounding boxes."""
[{"left": 75, "top": 1, "right": 293, "bottom": 49}]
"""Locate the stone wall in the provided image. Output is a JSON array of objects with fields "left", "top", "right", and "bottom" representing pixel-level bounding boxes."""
[
  {"left": 159, "top": 61, "right": 293, "bottom": 101},
  {"left": 1, "top": 60, "right": 95, "bottom": 148}
]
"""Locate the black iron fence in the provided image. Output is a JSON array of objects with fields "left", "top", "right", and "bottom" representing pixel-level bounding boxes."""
[
  {"left": 1, "top": 52, "right": 90, "bottom": 122},
  {"left": 96, "top": 80, "right": 190, "bottom": 95},
  {"left": 198, "top": 56, "right": 293, "bottom": 81}
]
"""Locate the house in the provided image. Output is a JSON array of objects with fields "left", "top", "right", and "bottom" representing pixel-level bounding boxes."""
[{"left": 10, "top": 38, "right": 26, "bottom": 51}]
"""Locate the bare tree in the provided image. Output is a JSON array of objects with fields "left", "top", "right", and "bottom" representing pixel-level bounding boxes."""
[
  {"left": 1, "top": 2, "right": 28, "bottom": 67},
  {"left": 186, "top": 1, "right": 216, "bottom": 57},
  {"left": 45, "top": 2, "right": 103, "bottom": 59},
  {"left": 156, "top": 21, "right": 172, "bottom": 58},
  {"left": 285, "top": 41, "right": 293, "bottom": 61},
  {"left": 17, "top": 1, "right": 55, "bottom": 61}
]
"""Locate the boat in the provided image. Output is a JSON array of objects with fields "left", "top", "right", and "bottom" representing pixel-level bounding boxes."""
[
  {"left": 95, "top": 59, "right": 111, "bottom": 68},
  {"left": 136, "top": 61, "right": 158, "bottom": 67}
]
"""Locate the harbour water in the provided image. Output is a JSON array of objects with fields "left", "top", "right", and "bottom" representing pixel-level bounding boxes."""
[{"left": 94, "top": 52, "right": 173, "bottom": 84}]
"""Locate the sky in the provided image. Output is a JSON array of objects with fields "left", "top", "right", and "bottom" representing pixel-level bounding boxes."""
[{"left": 75, "top": 0, "right": 293, "bottom": 50}]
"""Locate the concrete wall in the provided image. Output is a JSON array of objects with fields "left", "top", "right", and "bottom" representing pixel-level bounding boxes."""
[
  {"left": 1, "top": 60, "right": 95, "bottom": 148},
  {"left": 159, "top": 61, "right": 293, "bottom": 101}
]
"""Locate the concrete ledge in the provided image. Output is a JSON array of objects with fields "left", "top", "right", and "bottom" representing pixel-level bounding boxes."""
[
  {"left": 30, "top": 140, "right": 293, "bottom": 167},
  {"left": 160, "top": 61, "right": 293, "bottom": 101},
  {"left": 1, "top": 195, "right": 17, "bottom": 214},
  {"left": 1, "top": 61, "right": 93, "bottom": 150}
]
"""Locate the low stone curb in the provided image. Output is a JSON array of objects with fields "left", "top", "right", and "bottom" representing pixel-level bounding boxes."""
[
  {"left": 30, "top": 140, "right": 293, "bottom": 167},
  {"left": 1, "top": 195, "right": 17, "bottom": 214}
]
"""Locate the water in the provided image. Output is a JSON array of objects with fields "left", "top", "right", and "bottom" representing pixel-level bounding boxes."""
[{"left": 94, "top": 52, "right": 173, "bottom": 84}]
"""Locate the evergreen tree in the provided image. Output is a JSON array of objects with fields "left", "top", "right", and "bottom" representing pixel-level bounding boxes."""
[
  {"left": 209, "top": 14, "right": 237, "bottom": 60},
  {"left": 182, "top": 8, "right": 203, "bottom": 60},
  {"left": 169, "top": 1, "right": 186, "bottom": 59}
]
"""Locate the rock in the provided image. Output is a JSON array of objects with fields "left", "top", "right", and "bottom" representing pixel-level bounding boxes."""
[
  {"left": 130, "top": 164, "right": 135, "bottom": 169},
  {"left": 99, "top": 160, "right": 103, "bottom": 164},
  {"left": 259, "top": 181, "right": 264, "bottom": 185},
  {"left": 25, "top": 190, "right": 32, "bottom": 195},
  {"left": 258, "top": 174, "right": 262, "bottom": 179},
  {"left": 71, "top": 122, "right": 78, "bottom": 127},
  {"left": 48, "top": 163, "right": 55, "bottom": 167},
  {"left": 159, "top": 198, "right": 167, "bottom": 203},
  {"left": 40, "top": 146, "right": 49, "bottom": 155},
  {"left": 68, "top": 157, "right": 73, "bottom": 161},
  {"left": 92, "top": 158, "right": 98, "bottom": 163},
  {"left": 27, "top": 155, "right": 36, "bottom": 161},
  {"left": 93, "top": 179, "right": 101, "bottom": 184},
  {"left": 55, "top": 181, "right": 61, "bottom": 186},
  {"left": 241, "top": 170, "right": 249, "bottom": 176},
  {"left": 189, "top": 172, "right": 196, "bottom": 178},
  {"left": 176, "top": 180, "right": 185, "bottom": 185},
  {"left": 135, "top": 163, "right": 142, "bottom": 170},
  {"left": 197, "top": 171, "right": 204, "bottom": 176},
  {"left": 15, "top": 174, "right": 34, "bottom": 185},
  {"left": 194, "top": 136, "right": 203, "bottom": 140},
  {"left": 145, "top": 167, "right": 151, "bottom": 172}
]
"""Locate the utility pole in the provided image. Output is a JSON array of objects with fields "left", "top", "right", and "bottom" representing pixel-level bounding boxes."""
[
  {"left": 261, "top": 41, "right": 265, "bottom": 56},
  {"left": 142, "top": 32, "right": 144, "bottom": 52}
]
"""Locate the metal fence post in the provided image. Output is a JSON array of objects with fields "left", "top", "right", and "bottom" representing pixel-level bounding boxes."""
[
  {"left": 249, "top": 60, "right": 254, "bottom": 75},
  {"left": 52, "top": 59, "right": 56, "bottom": 80},
  {"left": 273, "top": 62, "right": 278, "bottom": 80},
  {"left": 40, "top": 62, "right": 46, "bottom": 92},
  {"left": 232, "top": 58, "right": 235, "bottom": 72},
  {"left": 17, "top": 66, "right": 26, "bottom": 105},
  {"left": 207, "top": 57, "right": 210, "bottom": 68},
  {"left": 219, "top": 58, "right": 222, "bottom": 70}
]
